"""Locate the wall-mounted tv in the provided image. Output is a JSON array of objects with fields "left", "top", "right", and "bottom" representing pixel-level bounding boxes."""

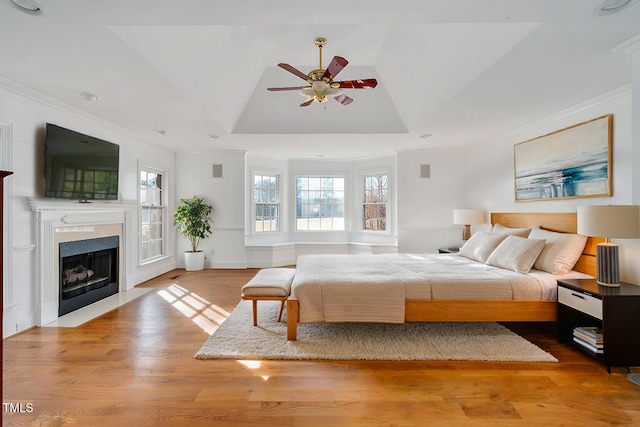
[{"left": 44, "top": 123, "right": 119, "bottom": 201}]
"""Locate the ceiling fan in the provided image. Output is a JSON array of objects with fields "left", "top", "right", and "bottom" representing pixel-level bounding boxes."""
[{"left": 267, "top": 37, "right": 378, "bottom": 107}]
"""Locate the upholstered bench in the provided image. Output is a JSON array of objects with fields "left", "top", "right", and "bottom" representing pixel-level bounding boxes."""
[{"left": 241, "top": 268, "right": 295, "bottom": 326}]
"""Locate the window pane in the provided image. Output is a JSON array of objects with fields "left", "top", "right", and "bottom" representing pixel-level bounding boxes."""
[
  {"left": 309, "top": 178, "right": 321, "bottom": 191},
  {"left": 140, "top": 168, "right": 165, "bottom": 262},
  {"left": 141, "top": 209, "right": 150, "bottom": 224},
  {"left": 253, "top": 174, "right": 279, "bottom": 233},
  {"left": 296, "top": 176, "right": 345, "bottom": 231},
  {"left": 296, "top": 177, "right": 308, "bottom": 190},
  {"left": 150, "top": 207, "right": 160, "bottom": 223},
  {"left": 363, "top": 174, "right": 388, "bottom": 231}
]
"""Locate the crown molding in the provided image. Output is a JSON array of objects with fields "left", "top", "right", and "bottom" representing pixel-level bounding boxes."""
[
  {"left": 0, "top": 76, "right": 157, "bottom": 148},
  {"left": 485, "top": 84, "right": 632, "bottom": 145},
  {"left": 611, "top": 33, "right": 640, "bottom": 54}
]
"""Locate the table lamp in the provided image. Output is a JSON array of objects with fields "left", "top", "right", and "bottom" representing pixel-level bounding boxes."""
[
  {"left": 453, "top": 208, "right": 484, "bottom": 247},
  {"left": 577, "top": 205, "right": 640, "bottom": 287}
]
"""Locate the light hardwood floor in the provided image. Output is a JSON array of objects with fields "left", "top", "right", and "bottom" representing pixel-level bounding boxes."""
[{"left": 3, "top": 269, "right": 640, "bottom": 426}]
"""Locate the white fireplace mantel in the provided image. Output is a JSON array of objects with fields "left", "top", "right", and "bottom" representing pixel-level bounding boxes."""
[
  {"left": 28, "top": 197, "right": 137, "bottom": 214},
  {"left": 29, "top": 197, "right": 136, "bottom": 325}
]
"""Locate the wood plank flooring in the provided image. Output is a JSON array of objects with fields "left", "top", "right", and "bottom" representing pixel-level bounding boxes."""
[{"left": 3, "top": 268, "right": 640, "bottom": 426}]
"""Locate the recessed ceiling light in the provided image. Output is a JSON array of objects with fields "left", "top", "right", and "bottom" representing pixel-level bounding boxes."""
[
  {"left": 9, "top": 0, "right": 42, "bottom": 14},
  {"left": 79, "top": 92, "right": 99, "bottom": 102},
  {"left": 594, "top": 0, "right": 637, "bottom": 16}
]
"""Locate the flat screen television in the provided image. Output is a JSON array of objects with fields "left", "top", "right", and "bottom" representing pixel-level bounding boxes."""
[{"left": 44, "top": 123, "right": 119, "bottom": 200}]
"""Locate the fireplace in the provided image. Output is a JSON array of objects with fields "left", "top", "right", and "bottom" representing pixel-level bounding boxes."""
[{"left": 58, "top": 235, "right": 119, "bottom": 316}]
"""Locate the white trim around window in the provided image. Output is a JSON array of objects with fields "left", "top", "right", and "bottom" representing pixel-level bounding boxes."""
[
  {"left": 361, "top": 170, "right": 391, "bottom": 234},
  {"left": 138, "top": 164, "right": 168, "bottom": 265},
  {"left": 294, "top": 175, "right": 346, "bottom": 232},
  {"left": 251, "top": 170, "right": 282, "bottom": 234}
]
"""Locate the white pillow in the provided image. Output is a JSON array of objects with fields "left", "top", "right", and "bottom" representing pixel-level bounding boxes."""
[
  {"left": 491, "top": 223, "right": 532, "bottom": 238},
  {"left": 529, "top": 227, "right": 588, "bottom": 274},
  {"left": 486, "top": 235, "right": 546, "bottom": 274},
  {"left": 458, "top": 231, "right": 507, "bottom": 263}
]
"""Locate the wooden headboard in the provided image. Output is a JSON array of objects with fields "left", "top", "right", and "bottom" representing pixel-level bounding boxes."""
[{"left": 490, "top": 212, "right": 600, "bottom": 277}]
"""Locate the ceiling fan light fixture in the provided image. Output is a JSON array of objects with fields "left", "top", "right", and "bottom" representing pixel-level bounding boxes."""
[{"left": 269, "top": 37, "right": 376, "bottom": 107}]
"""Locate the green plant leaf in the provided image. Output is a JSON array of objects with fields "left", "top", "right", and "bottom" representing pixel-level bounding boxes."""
[{"left": 174, "top": 196, "right": 213, "bottom": 252}]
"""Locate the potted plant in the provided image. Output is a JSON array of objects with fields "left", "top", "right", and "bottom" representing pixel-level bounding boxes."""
[{"left": 174, "top": 196, "right": 213, "bottom": 271}]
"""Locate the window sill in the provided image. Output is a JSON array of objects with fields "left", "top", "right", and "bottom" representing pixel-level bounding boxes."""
[{"left": 139, "top": 254, "right": 172, "bottom": 267}]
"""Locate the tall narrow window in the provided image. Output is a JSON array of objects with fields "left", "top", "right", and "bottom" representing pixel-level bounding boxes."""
[
  {"left": 363, "top": 174, "right": 388, "bottom": 231},
  {"left": 296, "top": 176, "right": 345, "bottom": 231},
  {"left": 254, "top": 174, "right": 279, "bottom": 232},
  {"left": 139, "top": 169, "right": 165, "bottom": 262}
]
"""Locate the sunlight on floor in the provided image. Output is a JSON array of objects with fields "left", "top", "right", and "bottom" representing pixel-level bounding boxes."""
[
  {"left": 157, "top": 284, "right": 271, "bottom": 380},
  {"left": 238, "top": 360, "right": 270, "bottom": 381},
  {"left": 157, "top": 284, "right": 229, "bottom": 334}
]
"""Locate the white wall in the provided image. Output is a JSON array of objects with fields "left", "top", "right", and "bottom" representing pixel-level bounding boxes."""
[
  {"left": 175, "top": 150, "right": 247, "bottom": 268},
  {"left": 466, "top": 87, "right": 640, "bottom": 284},
  {"left": 1, "top": 85, "right": 176, "bottom": 337},
  {"left": 623, "top": 48, "right": 640, "bottom": 281},
  {"left": 396, "top": 150, "right": 469, "bottom": 253}
]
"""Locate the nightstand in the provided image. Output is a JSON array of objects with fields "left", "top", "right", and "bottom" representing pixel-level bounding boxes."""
[
  {"left": 557, "top": 279, "right": 640, "bottom": 372},
  {"left": 438, "top": 247, "right": 460, "bottom": 254}
]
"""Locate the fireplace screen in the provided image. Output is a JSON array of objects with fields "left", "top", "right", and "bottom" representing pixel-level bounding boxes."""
[{"left": 59, "top": 235, "right": 119, "bottom": 316}]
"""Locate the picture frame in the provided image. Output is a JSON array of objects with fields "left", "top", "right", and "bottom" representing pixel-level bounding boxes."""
[{"left": 514, "top": 114, "right": 612, "bottom": 202}]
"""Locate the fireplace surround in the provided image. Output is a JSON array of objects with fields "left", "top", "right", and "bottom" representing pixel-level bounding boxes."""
[{"left": 29, "top": 198, "right": 133, "bottom": 325}]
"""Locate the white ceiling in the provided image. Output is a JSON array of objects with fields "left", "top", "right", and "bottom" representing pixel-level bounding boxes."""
[{"left": 1, "top": 0, "right": 639, "bottom": 159}]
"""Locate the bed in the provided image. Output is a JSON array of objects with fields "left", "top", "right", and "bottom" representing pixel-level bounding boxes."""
[{"left": 286, "top": 212, "right": 601, "bottom": 340}]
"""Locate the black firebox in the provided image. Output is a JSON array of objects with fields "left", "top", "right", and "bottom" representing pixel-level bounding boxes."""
[{"left": 58, "top": 235, "right": 119, "bottom": 317}]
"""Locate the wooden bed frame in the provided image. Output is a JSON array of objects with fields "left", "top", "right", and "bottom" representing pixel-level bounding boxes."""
[{"left": 286, "top": 212, "right": 600, "bottom": 340}]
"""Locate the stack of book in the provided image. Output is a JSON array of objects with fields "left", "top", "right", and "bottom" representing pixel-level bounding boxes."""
[{"left": 573, "top": 326, "right": 603, "bottom": 354}]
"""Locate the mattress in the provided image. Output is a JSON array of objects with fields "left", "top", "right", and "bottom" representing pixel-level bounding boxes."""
[{"left": 290, "top": 253, "right": 587, "bottom": 323}]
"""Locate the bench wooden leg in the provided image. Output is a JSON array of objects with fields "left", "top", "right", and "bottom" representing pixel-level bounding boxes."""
[
  {"left": 287, "top": 299, "right": 299, "bottom": 341},
  {"left": 251, "top": 300, "right": 258, "bottom": 326},
  {"left": 277, "top": 299, "right": 285, "bottom": 322}
]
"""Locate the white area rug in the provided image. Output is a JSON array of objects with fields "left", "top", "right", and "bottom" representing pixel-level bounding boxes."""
[{"left": 195, "top": 301, "right": 557, "bottom": 362}]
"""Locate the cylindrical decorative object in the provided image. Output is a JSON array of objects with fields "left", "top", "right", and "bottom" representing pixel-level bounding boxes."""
[{"left": 596, "top": 243, "right": 620, "bottom": 287}]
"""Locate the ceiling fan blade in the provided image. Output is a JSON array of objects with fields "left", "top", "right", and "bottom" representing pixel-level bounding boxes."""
[
  {"left": 333, "top": 93, "right": 353, "bottom": 105},
  {"left": 322, "top": 56, "right": 348, "bottom": 81},
  {"left": 278, "top": 63, "right": 309, "bottom": 81},
  {"left": 300, "top": 99, "right": 314, "bottom": 107},
  {"left": 267, "top": 86, "right": 307, "bottom": 91},
  {"left": 336, "top": 78, "right": 378, "bottom": 89}
]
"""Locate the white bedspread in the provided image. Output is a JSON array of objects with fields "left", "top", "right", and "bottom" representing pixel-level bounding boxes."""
[{"left": 291, "top": 253, "right": 578, "bottom": 324}]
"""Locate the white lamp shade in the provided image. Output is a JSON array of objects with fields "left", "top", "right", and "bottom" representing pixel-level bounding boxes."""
[
  {"left": 577, "top": 205, "right": 640, "bottom": 238},
  {"left": 453, "top": 209, "right": 484, "bottom": 225}
]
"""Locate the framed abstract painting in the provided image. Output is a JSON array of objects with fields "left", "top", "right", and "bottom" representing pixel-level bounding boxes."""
[{"left": 514, "top": 114, "right": 612, "bottom": 202}]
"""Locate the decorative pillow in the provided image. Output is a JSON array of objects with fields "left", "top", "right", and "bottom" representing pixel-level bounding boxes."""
[
  {"left": 529, "top": 227, "right": 588, "bottom": 274},
  {"left": 458, "top": 231, "right": 507, "bottom": 263},
  {"left": 486, "top": 235, "right": 546, "bottom": 274},
  {"left": 491, "top": 223, "right": 532, "bottom": 238}
]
